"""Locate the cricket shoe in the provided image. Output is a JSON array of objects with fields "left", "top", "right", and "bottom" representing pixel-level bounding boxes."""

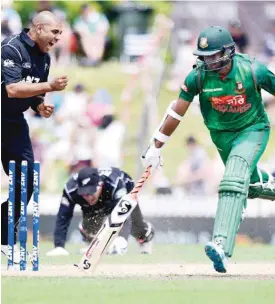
[
  {"left": 137, "top": 222, "right": 155, "bottom": 254},
  {"left": 46, "top": 247, "right": 69, "bottom": 256},
  {"left": 205, "top": 241, "right": 229, "bottom": 273},
  {"left": 107, "top": 236, "right": 128, "bottom": 255},
  {"left": 1, "top": 244, "right": 20, "bottom": 264}
]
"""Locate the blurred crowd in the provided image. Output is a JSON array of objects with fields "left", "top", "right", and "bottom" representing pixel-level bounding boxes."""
[
  {"left": 1, "top": 1, "right": 275, "bottom": 196},
  {"left": 2, "top": 0, "right": 110, "bottom": 67}
]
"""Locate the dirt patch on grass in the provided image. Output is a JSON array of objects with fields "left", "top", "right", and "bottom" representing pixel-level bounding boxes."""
[{"left": 2, "top": 263, "right": 275, "bottom": 280}]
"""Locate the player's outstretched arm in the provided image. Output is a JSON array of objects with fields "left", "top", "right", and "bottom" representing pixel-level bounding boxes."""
[
  {"left": 155, "top": 98, "right": 190, "bottom": 148},
  {"left": 142, "top": 98, "right": 190, "bottom": 169}
]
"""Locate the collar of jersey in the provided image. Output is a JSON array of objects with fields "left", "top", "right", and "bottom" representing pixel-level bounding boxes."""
[{"left": 21, "top": 28, "right": 36, "bottom": 48}]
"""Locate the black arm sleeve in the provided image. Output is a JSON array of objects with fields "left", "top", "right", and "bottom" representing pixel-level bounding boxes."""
[{"left": 54, "top": 194, "right": 75, "bottom": 248}]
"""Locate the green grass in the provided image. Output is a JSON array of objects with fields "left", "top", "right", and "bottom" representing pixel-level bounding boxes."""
[
  {"left": 2, "top": 278, "right": 275, "bottom": 304},
  {"left": 49, "top": 63, "right": 275, "bottom": 181},
  {"left": 41, "top": 242, "right": 275, "bottom": 265},
  {"left": 2, "top": 243, "right": 275, "bottom": 304},
  {"left": 2, "top": 242, "right": 275, "bottom": 266}
]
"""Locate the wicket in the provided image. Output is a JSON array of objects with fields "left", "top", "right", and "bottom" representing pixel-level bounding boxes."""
[{"left": 8, "top": 160, "right": 40, "bottom": 271}]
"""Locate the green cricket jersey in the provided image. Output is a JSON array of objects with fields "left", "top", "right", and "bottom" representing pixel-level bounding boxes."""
[{"left": 179, "top": 54, "right": 275, "bottom": 131}]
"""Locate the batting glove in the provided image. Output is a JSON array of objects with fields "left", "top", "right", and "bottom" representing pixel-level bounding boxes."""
[{"left": 141, "top": 144, "right": 163, "bottom": 170}]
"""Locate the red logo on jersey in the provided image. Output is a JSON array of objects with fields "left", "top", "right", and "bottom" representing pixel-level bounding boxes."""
[{"left": 210, "top": 94, "right": 251, "bottom": 113}]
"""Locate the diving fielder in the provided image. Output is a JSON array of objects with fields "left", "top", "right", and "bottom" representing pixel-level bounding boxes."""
[
  {"left": 46, "top": 167, "right": 154, "bottom": 256},
  {"left": 142, "top": 26, "right": 275, "bottom": 273}
]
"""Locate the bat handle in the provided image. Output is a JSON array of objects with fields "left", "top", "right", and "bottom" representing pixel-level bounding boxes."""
[{"left": 130, "top": 166, "right": 151, "bottom": 198}]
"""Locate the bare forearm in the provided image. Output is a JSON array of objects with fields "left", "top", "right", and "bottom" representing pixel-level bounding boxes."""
[
  {"left": 6, "top": 82, "right": 52, "bottom": 98},
  {"left": 155, "top": 98, "right": 190, "bottom": 148},
  {"left": 155, "top": 117, "right": 181, "bottom": 148}
]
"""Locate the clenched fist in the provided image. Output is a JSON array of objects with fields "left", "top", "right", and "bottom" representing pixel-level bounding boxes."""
[
  {"left": 50, "top": 76, "right": 68, "bottom": 91},
  {"left": 37, "top": 103, "right": 54, "bottom": 118}
]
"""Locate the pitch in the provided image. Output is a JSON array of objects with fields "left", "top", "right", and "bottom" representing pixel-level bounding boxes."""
[{"left": 2, "top": 242, "right": 275, "bottom": 304}]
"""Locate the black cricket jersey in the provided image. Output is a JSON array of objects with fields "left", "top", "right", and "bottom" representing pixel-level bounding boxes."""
[
  {"left": 54, "top": 167, "right": 134, "bottom": 247},
  {"left": 1, "top": 29, "right": 50, "bottom": 123}
]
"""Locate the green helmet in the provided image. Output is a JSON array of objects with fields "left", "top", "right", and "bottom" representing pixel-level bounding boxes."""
[{"left": 193, "top": 26, "right": 235, "bottom": 71}]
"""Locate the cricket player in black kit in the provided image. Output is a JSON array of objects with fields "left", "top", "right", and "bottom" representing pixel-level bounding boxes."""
[
  {"left": 46, "top": 167, "right": 155, "bottom": 256},
  {"left": 1, "top": 11, "right": 68, "bottom": 259}
]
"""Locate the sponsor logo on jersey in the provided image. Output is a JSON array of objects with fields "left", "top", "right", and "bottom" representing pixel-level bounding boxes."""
[
  {"left": 235, "top": 81, "right": 246, "bottom": 94},
  {"left": 199, "top": 37, "right": 208, "bottom": 48},
  {"left": 210, "top": 94, "right": 251, "bottom": 113},
  {"left": 22, "top": 76, "right": 40, "bottom": 83},
  {"left": 203, "top": 88, "right": 223, "bottom": 92},
  {"left": 22, "top": 62, "right": 31, "bottom": 69},
  {"left": 181, "top": 84, "right": 188, "bottom": 92},
  {"left": 3, "top": 59, "right": 15, "bottom": 68},
  {"left": 44, "top": 63, "right": 49, "bottom": 71}
]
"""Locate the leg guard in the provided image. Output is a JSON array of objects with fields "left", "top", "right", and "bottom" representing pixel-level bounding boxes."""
[
  {"left": 248, "top": 169, "right": 275, "bottom": 201},
  {"left": 213, "top": 156, "right": 250, "bottom": 257}
]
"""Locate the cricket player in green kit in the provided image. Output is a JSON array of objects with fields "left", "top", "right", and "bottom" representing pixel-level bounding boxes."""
[{"left": 142, "top": 26, "right": 275, "bottom": 273}]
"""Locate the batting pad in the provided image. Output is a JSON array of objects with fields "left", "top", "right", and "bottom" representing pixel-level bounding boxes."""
[{"left": 213, "top": 156, "right": 250, "bottom": 257}]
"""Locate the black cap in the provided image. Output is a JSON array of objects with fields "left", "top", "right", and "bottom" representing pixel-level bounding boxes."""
[{"left": 77, "top": 168, "right": 100, "bottom": 195}]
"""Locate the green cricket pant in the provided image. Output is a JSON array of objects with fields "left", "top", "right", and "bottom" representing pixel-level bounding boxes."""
[{"left": 210, "top": 122, "right": 270, "bottom": 257}]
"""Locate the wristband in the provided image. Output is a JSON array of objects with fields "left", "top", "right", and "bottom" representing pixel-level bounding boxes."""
[{"left": 154, "top": 130, "right": 170, "bottom": 143}]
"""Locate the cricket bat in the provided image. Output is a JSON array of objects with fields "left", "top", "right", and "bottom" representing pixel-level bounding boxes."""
[{"left": 77, "top": 166, "right": 151, "bottom": 273}]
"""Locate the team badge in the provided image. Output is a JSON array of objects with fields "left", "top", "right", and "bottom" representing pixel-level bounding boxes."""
[
  {"left": 235, "top": 81, "right": 245, "bottom": 94},
  {"left": 22, "top": 62, "right": 31, "bottom": 69},
  {"left": 199, "top": 37, "right": 208, "bottom": 48},
  {"left": 3, "top": 59, "right": 15, "bottom": 68}
]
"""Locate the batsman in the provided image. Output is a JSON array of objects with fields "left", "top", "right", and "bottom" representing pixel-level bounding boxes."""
[{"left": 142, "top": 26, "right": 275, "bottom": 273}]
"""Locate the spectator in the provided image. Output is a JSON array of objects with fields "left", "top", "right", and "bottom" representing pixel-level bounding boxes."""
[
  {"left": 88, "top": 90, "right": 125, "bottom": 167},
  {"left": 228, "top": 19, "right": 249, "bottom": 54},
  {"left": 166, "top": 29, "right": 196, "bottom": 92},
  {"left": 264, "top": 21, "right": 275, "bottom": 60},
  {"left": 1, "top": 1, "right": 22, "bottom": 41},
  {"left": 176, "top": 136, "right": 210, "bottom": 195},
  {"left": 73, "top": 4, "right": 109, "bottom": 66},
  {"left": 56, "top": 84, "right": 89, "bottom": 121},
  {"left": 93, "top": 114, "right": 126, "bottom": 168},
  {"left": 87, "top": 89, "right": 113, "bottom": 127},
  {"left": 68, "top": 118, "right": 95, "bottom": 175}
]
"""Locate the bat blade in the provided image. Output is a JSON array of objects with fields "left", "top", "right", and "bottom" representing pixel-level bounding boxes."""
[{"left": 78, "top": 194, "right": 138, "bottom": 273}]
